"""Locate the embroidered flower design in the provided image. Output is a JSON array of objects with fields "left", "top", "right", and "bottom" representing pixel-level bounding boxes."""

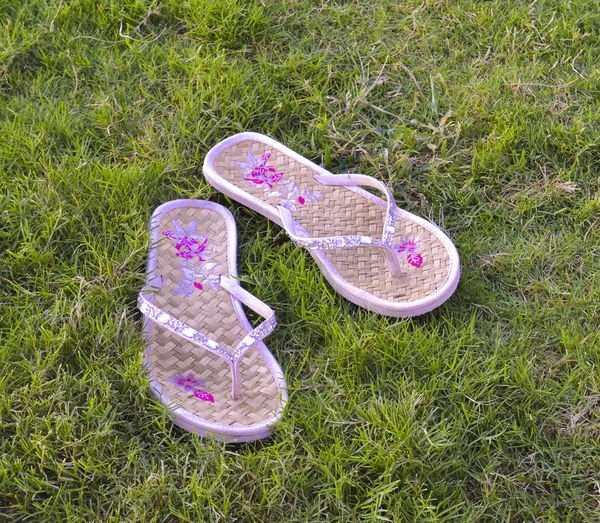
[
  {"left": 235, "top": 149, "right": 322, "bottom": 211},
  {"left": 162, "top": 220, "right": 219, "bottom": 297},
  {"left": 235, "top": 151, "right": 283, "bottom": 190},
  {"left": 397, "top": 239, "right": 423, "bottom": 268},
  {"left": 168, "top": 373, "right": 215, "bottom": 402},
  {"left": 193, "top": 389, "right": 215, "bottom": 403},
  {"left": 169, "top": 373, "right": 205, "bottom": 392},
  {"left": 162, "top": 220, "right": 210, "bottom": 262},
  {"left": 268, "top": 181, "right": 322, "bottom": 211},
  {"left": 175, "top": 259, "right": 220, "bottom": 297}
]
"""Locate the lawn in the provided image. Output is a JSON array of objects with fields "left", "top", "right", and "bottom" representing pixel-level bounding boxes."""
[{"left": 1, "top": 0, "right": 600, "bottom": 520}]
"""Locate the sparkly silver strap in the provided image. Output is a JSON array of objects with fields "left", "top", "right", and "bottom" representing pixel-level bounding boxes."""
[
  {"left": 138, "top": 275, "right": 277, "bottom": 399},
  {"left": 138, "top": 292, "right": 224, "bottom": 355}
]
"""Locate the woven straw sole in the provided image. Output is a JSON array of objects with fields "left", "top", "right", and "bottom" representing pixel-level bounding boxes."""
[
  {"left": 141, "top": 200, "right": 287, "bottom": 442},
  {"left": 203, "top": 133, "right": 460, "bottom": 317}
]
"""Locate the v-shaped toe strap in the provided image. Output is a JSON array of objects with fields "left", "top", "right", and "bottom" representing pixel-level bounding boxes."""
[
  {"left": 139, "top": 275, "right": 276, "bottom": 400},
  {"left": 277, "top": 173, "right": 403, "bottom": 276}
]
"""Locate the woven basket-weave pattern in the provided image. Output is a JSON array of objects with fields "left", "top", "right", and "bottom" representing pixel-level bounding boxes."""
[
  {"left": 147, "top": 206, "right": 279, "bottom": 427},
  {"left": 214, "top": 140, "right": 451, "bottom": 302}
]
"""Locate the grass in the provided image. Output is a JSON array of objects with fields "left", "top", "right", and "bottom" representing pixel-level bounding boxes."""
[{"left": 1, "top": 0, "right": 600, "bottom": 520}]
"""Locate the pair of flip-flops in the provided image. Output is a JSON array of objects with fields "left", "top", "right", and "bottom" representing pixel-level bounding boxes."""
[{"left": 139, "top": 132, "right": 460, "bottom": 442}]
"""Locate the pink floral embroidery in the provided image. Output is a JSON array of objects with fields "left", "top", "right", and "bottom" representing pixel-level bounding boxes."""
[
  {"left": 168, "top": 373, "right": 215, "bottom": 402},
  {"left": 268, "top": 181, "right": 322, "bottom": 211},
  {"left": 162, "top": 220, "right": 219, "bottom": 297},
  {"left": 235, "top": 150, "right": 322, "bottom": 211},
  {"left": 406, "top": 253, "right": 423, "bottom": 267},
  {"left": 235, "top": 151, "right": 283, "bottom": 189},
  {"left": 169, "top": 373, "right": 205, "bottom": 392},
  {"left": 162, "top": 221, "right": 210, "bottom": 262},
  {"left": 397, "top": 239, "right": 423, "bottom": 268},
  {"left": 193, "top": 389, "right": 215, "bottom": 403}
]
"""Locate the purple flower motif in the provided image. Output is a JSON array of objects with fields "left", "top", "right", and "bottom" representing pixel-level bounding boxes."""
[
  {"left": 162, "top": 220, "right": 211, "bottom": 262},
  {"left": 397, "top": 240, "right": 418, "bottom": 254},
  {"left": 193, "top": 389, "right": 215, "bottom": 403},
  {"left": 235, "top": 151, "right": 283, "bottom": 189},
  {"left": 168, "top": 373, "right": 206, "bottom": 392},
  {"left": 161, "top": 220, "right": 220, "bottom": 297},
  {"left": 272, "top": 181, "right": 322, "bottom": 211},
  {"left": 396, "top": 239, "right": 423, "bottom": 268}
]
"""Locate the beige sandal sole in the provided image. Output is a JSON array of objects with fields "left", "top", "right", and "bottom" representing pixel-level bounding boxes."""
[
  {"left": 204, "top": 133, "right": 460, "bottom": 317},
  {"left": 139, "top": 200, "right": 287, "bottom": 442}
]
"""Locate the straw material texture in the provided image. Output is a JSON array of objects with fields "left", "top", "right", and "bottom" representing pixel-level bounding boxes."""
[
  {"left": 147, "top": 206, "right": 279, "bottom": 427},
  {"left": 213, "top": 140, "right": 451, "bottom": 302}
]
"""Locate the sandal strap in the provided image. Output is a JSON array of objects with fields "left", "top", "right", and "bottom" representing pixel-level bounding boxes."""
[
  {"left": 219, "top": 276, "right": 277, "bottom": 360},
  {"left": 314, "top": 173, "right": 398, "bottom": 244},
  {"left": 138, "top": 275, "right": 276, "bottom": 399},
  {"left": 277, "top": 173, "right": 402, "bottom": 276}
]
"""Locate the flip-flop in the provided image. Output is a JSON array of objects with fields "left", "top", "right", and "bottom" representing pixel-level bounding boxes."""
[
  {"left": 203, "top": 132, "right": 460, "bottom": 317},
  {"left": 138, "top": 199, "right": 287, "bottom": 442}
]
